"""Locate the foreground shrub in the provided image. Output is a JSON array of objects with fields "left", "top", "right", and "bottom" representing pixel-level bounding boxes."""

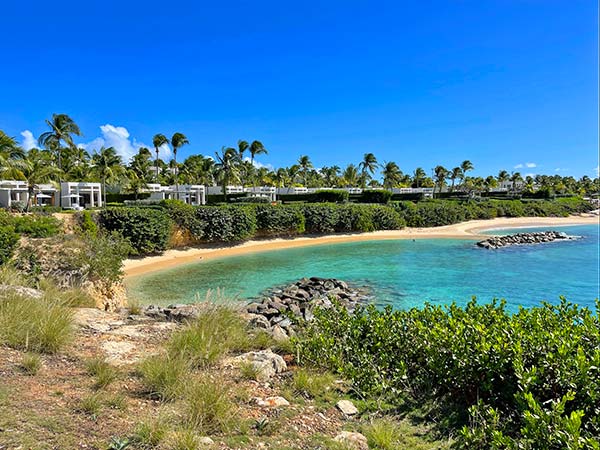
[
  {"left": 371, "top": 205, "right": 406, "bottom": 230},
  {"left": 296, "top": 299, "right": 600, "bottom": 447},
  {"left": 98, "top": 207, "right": 172, "bottom": 255},
  {"left": 21, "top": 352, "right": 42, "bottom": 375},
  {"left": 302, "top": 204, "right": 340, "bottom": 234},
  {"left": 254, "top": 204, "right": 306, "bottom": 236},
  {"left": 194, "top": 206, "right": 256, "bottom": 242},
  {"left": 0, "top": 226, "right": 19, "bottom": 265},
  {"left": 86, "top": 357, "right": 119, "bottom": 390},
  {"left": 0, "top": 292, "right": 73, "bottom": 353}
]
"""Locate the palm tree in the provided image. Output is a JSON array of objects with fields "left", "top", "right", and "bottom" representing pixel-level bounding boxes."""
[
  {"left": 413, "top": 167, "right": 426, "bottom": 188},
  {"left": 433, "top": 165, "right": 448, "bottom": 198},
  {"left": 249, "top": 141, "right": 268, "bottom": 187},
  {"left": 459, "top": 160, "right": 474, "bottom": 187},
  {"left": 170, "top": 133, "right": 189, "bottom": 199},
  {"left": 497, "top": 170, "right": 509, "bottom": 186},
  {"left": 152, "top": 134, "right": 168, "bottom": 182},
  {"left": 298, "top": 155, "right": 313, "bottom": 186},
  {"left": 274, "top": 168, "right": 289, "bottom": 188},
  {"left": 214, "top": 147, "right": 241, "bottom": 200},
  {"left": 449, "top": 167, "right": 463, "bottom": 192},
  {"left": 510, "top": 172, "right": 523, "bottom": 195},
  {"left": 0, "top": 131, "right": 26, "bottom": 177},
  {"left": 484, "top": 175, "right": 498, "bottom": 193},
  {"left": 382, "top": 161, "right": 401, "bottom": 189},
  {"left": 342, "top": 164, "right": 359, "bottom": 187},
  {"left": 358, "top": 153, "right": 378, "bottom": 188},
  {"left": 16, "top": 150, "right": 61, "bottom": 211},
  {"left": 91, "top": 147, "right": 123, "bottom": 206}
]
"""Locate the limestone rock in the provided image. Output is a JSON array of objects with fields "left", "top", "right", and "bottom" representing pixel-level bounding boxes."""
[
  {"left": 253, "top": 396, "right": 290, "bottom": 408},
  {"left": 334, "top": 431, "right": 369, "bottom": 450},
  {"left": 234, "top": 350, "right": 287, "bottom": 381},
  {"left": 336, "top": 399, "right": 359, "bottom": 416},
  {"left": 0, "top": 285, "right": 43, "bottom": 299}
]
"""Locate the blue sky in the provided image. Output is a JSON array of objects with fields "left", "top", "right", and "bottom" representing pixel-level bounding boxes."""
[{"left": 0, "top": 0, "right": 597, "bottom": 177}]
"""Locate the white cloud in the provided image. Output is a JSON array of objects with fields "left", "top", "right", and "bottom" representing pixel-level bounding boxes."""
[
  {"left": 79, "top": 124, "right": 171, "bottom": 162},
  {"left": 244, "top": 156, "right": 273, "bottom": 170},
  {"left": 20, "top": 130, "right": 37, "bottom": 150},
  {"left": 514, "top": 162, "right": 536, "bottom": 169}
]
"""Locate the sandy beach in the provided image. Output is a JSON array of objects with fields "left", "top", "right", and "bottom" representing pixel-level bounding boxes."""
[{"left": 124, "top": 215, "right": 598, "bottom": 278}]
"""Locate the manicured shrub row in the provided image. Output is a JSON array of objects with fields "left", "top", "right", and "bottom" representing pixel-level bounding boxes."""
[
  {"left": 194, "top": 206, "right": 257, "bottom": 242},
  {"left": 296, "top": 299, "right": 600, "bottom": 448},
  {"left": 98, "top": 207, "right": 172, "bottom": 255},
  {"left": 255, "top": 205, "right": 306, "bottom": 236},
  {"left": 393, "top": 198, "right": 593, "bottom": 227}
]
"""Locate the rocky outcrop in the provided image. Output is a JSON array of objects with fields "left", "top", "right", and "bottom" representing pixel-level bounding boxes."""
[
  {"left": 245, "top": 277, "right": 370, "bottom": 339},
  {"left": 0, "top": 285, "right": 43, "bottom": 299},
  {"left": 477, "top": 231, "right": 578, "bottom": 249}
]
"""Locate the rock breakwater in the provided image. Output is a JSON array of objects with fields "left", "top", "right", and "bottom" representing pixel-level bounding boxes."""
[
  {"left": 244, "top": 277, "right": 370, "bottom": 339},
  {"left": 477, "top": 231, "right": 577, "bottom": 249}
]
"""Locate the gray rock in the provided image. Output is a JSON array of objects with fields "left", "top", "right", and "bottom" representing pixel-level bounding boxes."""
[
  {"left": 234, "top": 350, "right": 287, "bottom": 381},
  {"left": 334, "top": 431, "right": 369, "bottom": 450}
]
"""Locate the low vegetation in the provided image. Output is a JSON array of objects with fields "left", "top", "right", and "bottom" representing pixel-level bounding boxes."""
[
  {"left": 88, "top": 197, "right": 594, "bottom": 256},
  {"left": 296, "top": 298, "right": 600, "bottom": 448}
]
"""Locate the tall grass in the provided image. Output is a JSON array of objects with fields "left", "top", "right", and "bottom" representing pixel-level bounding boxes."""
[
  {"left": 0, "top": 291, "right": 73, "bottom": 353},
  {"left": 166, "top": 299, "right": 248, "bottom": 368},
  {"left": 184, "top": 375, "right": 237, "bottom": 435},
  {"left": 138, "top": 353, "right": 189, "bottom": 401},
  {"left": 86, "top": 357, "right": 119, "bottom": 390}
]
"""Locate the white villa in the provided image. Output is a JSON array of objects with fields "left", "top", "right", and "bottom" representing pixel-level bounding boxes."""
[
  {"left": 144, "top": 184, "right": 206, "bottom": 205},
  {"left": 60, "top": 182, "right": 103, "bottom": 209},
  {"left": 0, "top": 180, "right": 57, "bottom": 209},
  {"left": 206, "top": 186, "right": 245, "bottom": 196}
]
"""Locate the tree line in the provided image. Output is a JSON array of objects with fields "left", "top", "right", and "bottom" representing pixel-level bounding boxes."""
[{"left": 1, "top": 114, "right": 598, "bottom": 203}]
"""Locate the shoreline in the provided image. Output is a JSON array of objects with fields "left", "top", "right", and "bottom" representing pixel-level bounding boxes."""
[{"left": 124, "top": 215, "right": 598, "bottom": 278}]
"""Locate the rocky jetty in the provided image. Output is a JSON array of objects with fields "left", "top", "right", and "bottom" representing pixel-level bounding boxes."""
[
  {"left": 477, "top": 231, "right": 577, "bottom": 249},
  {"left": 245, "top": 277, "right": 370, "bottom": 339}
]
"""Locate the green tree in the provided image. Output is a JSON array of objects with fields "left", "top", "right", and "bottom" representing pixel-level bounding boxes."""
[
  {"left": 38, "top": 113, "right": 82, "bottom": 171},
  {"left": 342, "top": 164, "right": 359, "bottom": 187},
  {"left": 359, "top": 152, "right": 378, "bottom": 188},
  {"left": 91, "top": 147, "right": 123, "bottom": 206},
  {"left": 413, "top": 167, "right": 426, "bottom": 188},
  {"left": 214, "top": 147, "right": 241, "bottom": 200},
  {"left": 382, "top": 161, "right": 402, "bottom": 189},
  {"left": 460, "top": 160, "right": 474, "bottom": 187},
  {"left": 433, "top": 165, "right": 448, "bottom": 198},
  {"left": 11, "top": 150, "right": 60, "bottom": 211},
  {"left": 152, "top": 134, "right": 168, "bottom": 182},
  {"left": 298, "top": 155, "right": 313, "bottom": 186},
  {"left": 170, "top": 133, "right": 189, "bottom": 199},
  {"left": 0, "top": 131, "right": 26, "bottom": 178},
  {"left": 449, "top": 167, "right": 463, "bottom": 192}
]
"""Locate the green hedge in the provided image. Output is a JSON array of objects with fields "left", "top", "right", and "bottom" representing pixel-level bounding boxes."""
[
  {"left": 297, "top": 299, "right": 600, "bottom": 448},
  {"left": 359, "top": 189, "right": 392, "bottom": 204},
  {"left": 0, "top": 226, "right": 19, "bottom": 265},
  {"left": 97, "top": 207, "right": 172, "bottom": 255},
  {"left": 255, "top": 205, "right": 305, "bottom": 236},
  {"left": 194, "top": 206, "right": 257, "bottom": 242},
  {"left": 313, "top": 190, "right": 349, "bottom": 203}
]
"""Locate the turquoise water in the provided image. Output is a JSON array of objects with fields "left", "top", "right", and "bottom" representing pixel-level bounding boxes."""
[{"left": 127, "top": 224, "right": 599, "bottom": 311}]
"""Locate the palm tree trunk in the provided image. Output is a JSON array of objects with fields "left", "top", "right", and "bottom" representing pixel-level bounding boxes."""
[
  {"left": 251, "top": 155, "right": 255, "bottom": 188},
  {"left": 103, "top": 178, "right": 107, "bottom": 207},
  {"left": 174, "top": 150, "right": 179, "bottom": 200},
  {"left": 155, "top": 149, "right": 160, "bottom": 182}
]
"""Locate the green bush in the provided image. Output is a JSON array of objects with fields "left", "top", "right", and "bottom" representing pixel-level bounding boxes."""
[
  {"left": 360, "top": 189, "right": 393, "bottom": 204},
  {"left": 335, "top": 204, "right": 375, "bottom": 232},
  {"left": 313, "top": 190, "right": 349, "bottom": 203},
  {"left": 98, "top": 207, "right": 172, "bottom": 255},
  {"left": 76, "top": 210, "right": 98, "bottom": 235},
  {"left": 296, "top": 299, "right": 600, "bottom": 447},
  {"left": 194, "top": 206, "right": 256, "bottom": 242},
  {"left": 159, "top": 200, "right": 203, "bottom": 238},
  {"left": 254, "top": 205, "right": 306, "bottom": 236},
  {"left": 302, "top": 204, "right": 340, "bottom": 234},
  {"left": 371, "top": 205, "right": 406, "bottom": 230},
  {"left": 0, "top": 226, "right": 19, "bottom": 265},
  {"left": 231, "top": 196, "right": 270, "bottom": 204},
  {"left": 11, "top": 214, "right": 62, "bottom": 238}
]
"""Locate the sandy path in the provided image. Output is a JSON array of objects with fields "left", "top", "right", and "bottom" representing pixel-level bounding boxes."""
[{"left": 124, "top": 215, "right": 598, "bottom": 278}]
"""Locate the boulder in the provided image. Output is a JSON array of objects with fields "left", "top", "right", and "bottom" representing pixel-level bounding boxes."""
[
  {"left": 234, "top": 350, "right": 287, "bottom": 381},
  {"left": 336, "top": 399, "right": 359, "bottom": 416},
  {"left": 333, "top": 431, "right": 369, "bottom": 450},
  {"left": 253, "top": 396, "right": 290, "bottom": 408}
]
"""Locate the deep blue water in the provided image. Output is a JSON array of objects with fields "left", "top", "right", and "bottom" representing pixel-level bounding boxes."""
[{"left": 127, "top": 225, "right": 599, "bottom": 311}]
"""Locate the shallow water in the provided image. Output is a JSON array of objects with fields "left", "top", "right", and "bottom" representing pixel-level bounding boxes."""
[{"left": 126, "top": 224, "right": 599, "bottom": 311}]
